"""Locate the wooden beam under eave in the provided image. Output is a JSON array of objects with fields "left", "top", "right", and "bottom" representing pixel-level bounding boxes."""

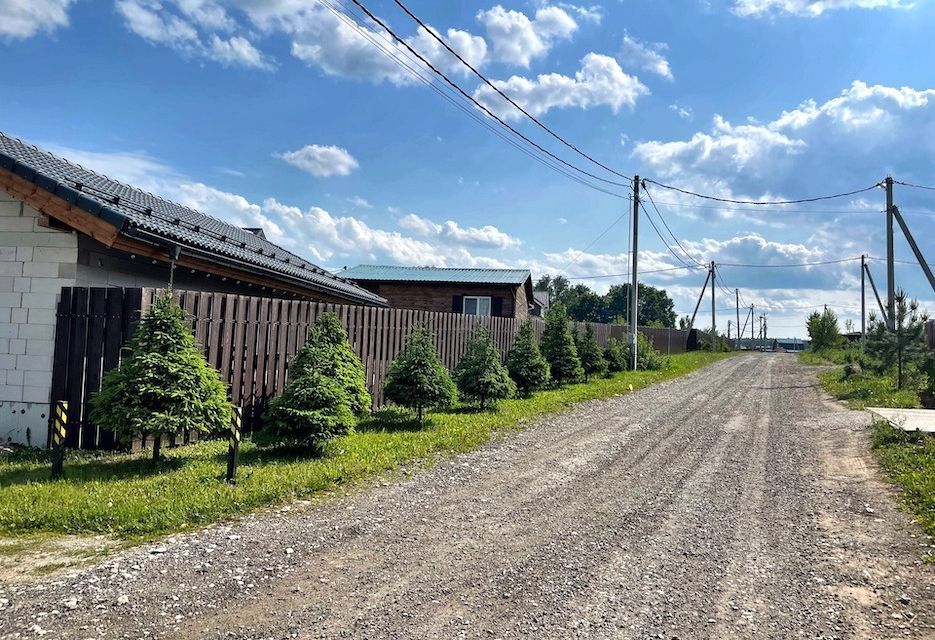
[
  {"left": 0, "top": 168, "right": 121, "bottom": 247},
  {"left": 110, "top": 235, "right": 353, "bottom": 304}
]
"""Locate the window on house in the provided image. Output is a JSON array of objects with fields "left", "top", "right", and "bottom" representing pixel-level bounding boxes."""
[{"left": 463, "top": 295, "right": 492, "bottom": 316}]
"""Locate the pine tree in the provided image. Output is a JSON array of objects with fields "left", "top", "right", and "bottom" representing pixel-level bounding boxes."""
[
  {"left": 506, "top": 320, "right": 550, "bottom": 396},
  {"left": 384, "top": 326, "right": 457, "bottom": 423},
  {"left": 575, "top": 323, "right": 607, "bottom": 381},
  {"left": 806, "top": 307, "right": 842, "bottom": 352},
  {"left": 603, "top": 337, "right": 627, "bottom": 373},
  {"left": 263, "top": 313, "right": 369, "bottom": 448},
  {"left": 540, "top": 303, "right": 583, "bottom": 386},
  {"left": 865, "top": 289, "right": 929, "bottom": 390},
  {"left": 454, "top": 325, "right": 516, "bottom": 409},
  {"left": 91, "top": 293, "right": 231, "bottom": 463},
  {"left": 289, "top": 313, "right": 371, "bottom": 417}
]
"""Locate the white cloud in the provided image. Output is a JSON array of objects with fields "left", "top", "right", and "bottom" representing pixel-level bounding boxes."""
[
  {"left": 476, "top": 5, "right": 577, "bottom": 67},
  {"left": 43, "top": 145, "right": 182, "bottom": 192},
  {"left": 278, "top": 144, "right": 359, "bottom": 178},
  {"left": 732, "top": 0, "right": 911, "bottom": 17},
  {"left": 669, "top": 103, "right": 694, "bottom": 119},
  {"left": 619, "top": 32, "right": 672, "bottom": 80},
  {"left": 407, "top": 25, "right": 488, "bottom": 76},
  {"left": 115, "top": 0, "right": 273, "bottom": 69},
  {"left": 346, "top": 195, "right": 373, "bottom": 208},
  {"left": 398, "top": 213, "right": 522, "bottom": 249},
  {"left": 473, "top": 53, "right": 650, "bottom": 120},
  {"left": 0, "top": 0, "right": 74, "bottom": 40}
]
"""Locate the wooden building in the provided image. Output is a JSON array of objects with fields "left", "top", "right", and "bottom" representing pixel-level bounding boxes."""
[
  {"left": 340, "top": 265, "right": 535, "bottom": 320},
  {"left": 0, "top": 131, "right": 385, "bottom": 446}
]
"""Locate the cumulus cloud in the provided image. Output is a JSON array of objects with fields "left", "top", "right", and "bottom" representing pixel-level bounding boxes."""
[
  {"left": 476, "top": 5, "right": 578, "bottom": 67},
  {"left": 398, "top": 213, "right": 522, "bottom": 249},
  {"left": 669, "top": 103, "right": 693, "bottom": 120},
  {"left": 474, "top": 53, "right": 650, "bottom": 120},
  {"left": 619, "top": 32, "right": 672, "bottom": 80},
  {"left": 278, "top": 144, "right": 359, "bottom": 178},
  {"left": 115, "top": 0, "right": 273, "bottom": 69},
  {"left": 0, "top": 0, "right": 74, "bottom": 41},
  {"left": 732, "top": 0, "right": 912, "bottom": 17}
]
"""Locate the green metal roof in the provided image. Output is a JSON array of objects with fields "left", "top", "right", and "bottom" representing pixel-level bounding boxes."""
[{"left": 340, "top": 265, "right": 532, "bottom": 285}]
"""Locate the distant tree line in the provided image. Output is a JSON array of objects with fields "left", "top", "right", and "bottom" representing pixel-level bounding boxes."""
[{"left": 534, "top": 275, "right": 677, "bottom": 327}]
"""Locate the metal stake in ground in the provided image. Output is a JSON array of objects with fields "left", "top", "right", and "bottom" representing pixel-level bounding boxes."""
[
  {"left": 226, "top": 406, "right": 242, "bottom": 484},
  {"left": 50, "top": 400, "right": 68, "bottom": 480}
]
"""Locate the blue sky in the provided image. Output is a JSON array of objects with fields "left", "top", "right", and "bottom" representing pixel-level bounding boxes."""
[{"left": 2, "top": 0, "right": 934, "bottom": 338}]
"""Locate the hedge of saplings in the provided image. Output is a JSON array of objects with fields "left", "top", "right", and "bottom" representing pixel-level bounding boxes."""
[
  {"left": 575, "top": 323, "right": 607, "bottom": 382},
  {"left": 384, "top": 326, "right": 457, "bottom": 423},
  {"left": 506, "top": 319, "right": 550, "bottom": 397},
  {"left": 454, "top": 326, "right": 516, "bottom": 410},
  {"left": 540, "top": 303, "right": 583, "bottom": 386},
  {"left": 91, "top": 293, "right": 232, "bottom": 463}
]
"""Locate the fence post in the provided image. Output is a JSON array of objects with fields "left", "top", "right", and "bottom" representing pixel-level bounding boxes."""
[
  {"left": 226, "top": 406, "right": 242, "bottom": 484},
  {"left": 50, "top": 400, "right": 68, "bottom": 480}
]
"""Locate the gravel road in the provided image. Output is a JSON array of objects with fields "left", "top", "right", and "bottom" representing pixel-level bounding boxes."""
[{"left": 2, "top": 353, "right": 933, "bottom": 639}]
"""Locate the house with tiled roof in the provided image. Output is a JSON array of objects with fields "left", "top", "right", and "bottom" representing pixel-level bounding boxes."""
[
  {"left": 339, "top": 265, "right": 534, "bottom": 320},
  {"left": 0, "top": 132, "right": 385, "bottom": 445}
]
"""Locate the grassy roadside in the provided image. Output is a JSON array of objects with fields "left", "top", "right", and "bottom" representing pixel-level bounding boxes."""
[
  {"left": 0, "top": 351, "right": 732, "bottom": 542},
  {"left": 802, "top": 350, "right": 934, "bottom": 553}
]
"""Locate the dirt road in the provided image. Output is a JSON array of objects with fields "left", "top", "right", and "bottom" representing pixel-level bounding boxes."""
[{"left": 2, "top": 354, "right": 933, "bottom": 639}]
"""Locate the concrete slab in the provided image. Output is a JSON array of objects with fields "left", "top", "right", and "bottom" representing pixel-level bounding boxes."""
[{"left": 867, "top": 407, "right": 935, "bottom": 433}]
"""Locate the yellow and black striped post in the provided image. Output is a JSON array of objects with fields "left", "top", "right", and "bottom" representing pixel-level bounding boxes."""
[
  {"left": 226, "top": 406, "right": 242, "bottom": 484},
  {"left": 50, "top": 400, "right": 68, "bottom": 480}
]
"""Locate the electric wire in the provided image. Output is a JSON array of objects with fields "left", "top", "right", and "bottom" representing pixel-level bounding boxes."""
[
  {"left": 717, "top": 257, "right": 862, "bottom": 268},
  {"left": 638, "top": 199, "right": 699, "bottom": 270},
  {"left": 389, "top": 0, "right": 631, "bottom": 182},
  {"left": 643, "top": 179, "right": 884, "bottom": 206},
  {"left": 344, "top": 0, "right": 633, "bottom": 191},
  {"left": 641, "top": 182, "right": 706, "bottom": 267},
  {"left": 894, "top": 179, "right": 935, "bottom": 193},
  {"left": 319, "top": 0, "right": 630, "bottom": 199}
]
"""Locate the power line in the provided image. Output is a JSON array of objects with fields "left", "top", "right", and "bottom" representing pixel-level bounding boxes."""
[
  {"left": 389, "top": 0, "right": 631, "bottom": 183},
  {"left": 717, "top": 257, "right": 861, "bottom": 268},
  {"left": 343, "top": 0, "right": 632, "bottom": 192},
  {"left": 643, "top": 179, "right": 884, "bottom": 206},
  {"left": 641, "top": 182, "right": 706, "bottom": 267},
  {"left": 319, "top": 0, "right": 630, "bottom": 200},
  {"left": 638, "top": 199, "right": 698, "bottom": 270},
  {"left": 894, "top": 179, "right": 935, "bottom": 193},
  {"left": 567, "top": 265, "right": 702, "bottom": 280}
]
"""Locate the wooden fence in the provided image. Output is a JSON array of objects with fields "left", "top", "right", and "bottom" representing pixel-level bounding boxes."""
[{"left": 52, "top": 287, "right": 693, "bottom": 449}]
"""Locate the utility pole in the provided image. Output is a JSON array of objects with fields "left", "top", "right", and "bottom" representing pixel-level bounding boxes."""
[
  {"left": 629, "top": 175, "right": 640, "bottom": 371},
  {"left": 750, "top": 304, "right": 755, "bottom": 346},
  {"left": 735, "top": 288, "right": 740, "bottom": 350},
  {"left": 710, "top": 261, "right": 716, "bottom": 352},
  {"left": 727, "top": 320, "right": 732, "bottom": 342},
  {"left": 885, "top": 176, "right": 895, "bottom": 329},
  {"left": 860, "top": 254, "right": 866, "bottom": 348}
]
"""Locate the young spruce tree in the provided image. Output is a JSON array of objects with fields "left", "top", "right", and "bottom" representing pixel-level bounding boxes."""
[
  {"left": 505, "top": 319, "right": 550, "bottom": 397},
  {"left": 263, "top": 313, "right": 368, "bottom": 448},
  {"left": 865, "top": 289, "right": 929, "bottom": 390},
  {"left": 91, "top": 293, "right": 231, "bottom": 462},
  {"left": 603, "top": 337, "right": 627, "bottom": 373},
  {"left": 575, "top": 323, "right": 607, "bottom": 381},
  {"left": 384, "top": 326, "right": 457, "bottom": 423},
  {"left": 540, "top": 303, "right": 583, "bottom": 386},
  {"left": 454, "top": 325, "right": 516, "bottom": 409}
]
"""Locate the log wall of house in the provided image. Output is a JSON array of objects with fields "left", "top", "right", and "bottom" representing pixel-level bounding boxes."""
[{"left": 361, "top": 282, "right": 528, "bottom": 319}]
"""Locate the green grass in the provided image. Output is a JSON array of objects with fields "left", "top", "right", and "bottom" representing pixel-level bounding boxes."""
[
  {"left": 797, "top": 348, "right": 851, "bottom": 366},
  {"left": 872, "top": 422, "right": 935, "bottom": 548},
  {"left": 816, "top": 369, "right": 921, "bottom": 410},
  {"left": 0, "top": 351, "right": 731, "bottom": 541}
]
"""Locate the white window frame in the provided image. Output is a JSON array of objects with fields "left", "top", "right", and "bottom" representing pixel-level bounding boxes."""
[{"left": 463, "top": 295, "right": 492, "bottom": 317}]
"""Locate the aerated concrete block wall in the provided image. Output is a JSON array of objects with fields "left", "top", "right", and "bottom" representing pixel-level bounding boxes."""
[{"left": 0, "top": 195, "right": 77, "bottom": 446}]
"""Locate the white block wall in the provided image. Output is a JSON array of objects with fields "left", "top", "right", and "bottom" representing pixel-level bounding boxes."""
[{"left": 0, "top": 196, "right": 77, "bottom": 446}]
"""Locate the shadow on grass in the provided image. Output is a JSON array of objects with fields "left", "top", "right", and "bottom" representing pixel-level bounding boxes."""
[
  {"left": 220, "top": 441, "right": 328, "bottom": 466},
  {"left": 356, "top": 408, "right": 426, "bottom": 433},
  {"left": 0, "top": 453, "right": 186, "bottom": 487}
]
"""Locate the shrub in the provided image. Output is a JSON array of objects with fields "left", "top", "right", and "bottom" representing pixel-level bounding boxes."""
[
  {"left": 261, "top": 372, "right": 355, "bottom": 448},
  {"left": 575, "top": 323, "right": 607, "bottom": 381},
  {"left": 384, "top": 326, "right": 457, "bottom": 423},
  {"left": 289, "top": 313, "right": 371, "bottom": 417},
  {"left": 454, "top": 325, "right": 516, "bottom": 409},
  {"left": 604, "top": 337, "right": 627, "bottom": 373},
  {"left": 540, "top": 303, "right": 583, "bottom": 386},
  {"left": 262, "top": 313, "right": 369, "bottom": 448},
  {"left": 506, "top": 320, "right": 550, "bottom": 396},
  {"left": 625, "top": 333, "right": 668, "bottom": 371},
  {"left": 806, "top": 307, "right": 842, "bottom": 351},
  {"left": 91, "top": 293, "right": 231, "bottom": 462}
]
